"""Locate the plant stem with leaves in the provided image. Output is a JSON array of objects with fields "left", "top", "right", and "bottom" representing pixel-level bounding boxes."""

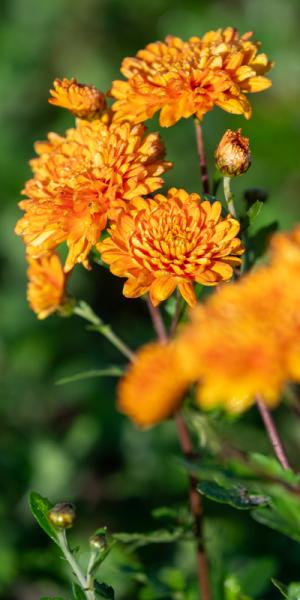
[
  {"left": 57, "top": 530, "right": 96, "bottom": 600},
  {"left": 147, "top": 301, "right": 212, "bottom": 600}
]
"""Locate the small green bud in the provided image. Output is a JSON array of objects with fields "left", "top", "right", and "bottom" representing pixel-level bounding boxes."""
[
  {"left": 89, "top": 528, "right": 107, "bottom": 551},
  {"left": 48, "top": 502, "right": 76, "bottom": 529},
  {"left": 58, "top": 297, "right": 76, "bottom": 317}
]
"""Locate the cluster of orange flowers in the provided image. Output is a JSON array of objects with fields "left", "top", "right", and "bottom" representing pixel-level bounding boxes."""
[
  {"left": 18, "top": 27, "right": 293, "bottom": 427},
  {"left": 119, "top": 227, "right": 300, "bottom": 426},
  {"left": 17, "top": 26, "right": 269, "bottom": 319}
]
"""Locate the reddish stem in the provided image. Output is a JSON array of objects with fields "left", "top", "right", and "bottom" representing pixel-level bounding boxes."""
[
  {"left": 256, "top": 394, "right": 291, "bottom": 470},
  {"left": 175, "top": 413, "right": 212, "bottom": 600},
  {"left": 194, "top": 119, "right": 210, "bottom": 195},
  {"left": 147, "top": 300, "right": 212, "bottom": 600},
  {"left": 146, "top": 295, "right": 168, "bottom": 343}
]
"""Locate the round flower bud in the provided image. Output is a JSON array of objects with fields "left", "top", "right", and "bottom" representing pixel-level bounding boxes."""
[
  {"left": 215, "top": 129, "right": 251, "bottom": 177},
  {"left": 89, "top": 533, "right": 107, "bottom": 551},
  {"left": 48, "top": 502, "right": 76, "bottom": 529}
]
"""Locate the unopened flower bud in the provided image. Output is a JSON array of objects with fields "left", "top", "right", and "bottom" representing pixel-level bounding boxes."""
[
  {"left": 89, "top": 527, "right": 107, "bottom": 551},
  {"left": 49, "top": 78, "right": 107, "bottom": 120},
  {"left": 215, "top": 129, "right": 251, "bottom": 177},
  {"left": 48, "top": 502, "right": 76, "bottom": 529}
]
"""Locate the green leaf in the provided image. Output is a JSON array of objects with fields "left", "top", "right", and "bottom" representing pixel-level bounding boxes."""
[
  {"left": 224, "top": 575, "right": 252, "bottom": 600},
  {"left": 288, "top": 582, "right": 300, "bottom": 599},
  {"left": 198, "top": 481, "right": 269, "bottom": 510},
  {"left": 231, "top": 556, "right": 277, "bottom": 597},
  {"left": 94, "top": 580, "right": 115, "bottom": 599},
  {"left": 246, "top": 221, "right": 278, "bottom": 265},
  {"left": 272, "top": 579, "right": 288, "bottom": 597},
  {"left": 151, "top": 507, "right": 180, "bottom": 521},
  {"left": 72, "top": 583, "right": 86, "bottom": 600},
  {"left": 246, "top": 200, "right": 264, "bottom": 224},
  {"left": 250, "top": 453, "right": 299, "bottom": 485},
  {"left": 40, "top": 597, "right": 65, "bottom": 600},
  {"left": 159, "top": 567, "right": 185, "bottom": 591},
  {"left": 56, "top": 367, "right": 123, "bottom": 385},
  {"left": 252, "top": 487, "right": 300, "bottom": 542},
  {"left": 113, "top": 527, "right": 188, "bottom": 550},
  {"left": 29, "top": 492, "right": 58, "bottom": 545}
]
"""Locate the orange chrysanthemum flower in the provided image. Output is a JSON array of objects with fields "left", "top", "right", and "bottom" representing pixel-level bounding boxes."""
[
  {"left": 49, "top": 78, "right": 107, "bottom": 119},
  {"left": 15, "top": 119, "right": 171, "bottom": 272},
  {"left": 118, "top": 342, "right": 188, "bottom": 427},
  {"left": 176, "top": 230, "right": 300, "bottom": 413},
  {"left": 111, "top": 27, "right": 272, "bottom": 127},
  {"left": 270, "top": 225, "right": 300, "bottom": 267},
  {"left": 27, "top": 253, "right": 66, "bottom": 319},
  {"left": 98, "top": 188, "right": 244, "bottom": 306}
]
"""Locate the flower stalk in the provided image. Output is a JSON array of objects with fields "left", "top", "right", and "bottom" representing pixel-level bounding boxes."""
[
  {"left": 256, "top": 394, "right": 291, "bottom": 470},
  {"left": 223, "top": 175, "right": 237, "bottom": 217},
  {"left": 74, "top": 301, "right": 135, "bottom": 362},
  {"left": 194, "top": 119, "right": 210, "bottom": 195},
  {"left": 57, "top": 530, "right": 96, "bottom": 600},
  {"left": 147, "top": 301, "right": 212, "bottom": 600}
]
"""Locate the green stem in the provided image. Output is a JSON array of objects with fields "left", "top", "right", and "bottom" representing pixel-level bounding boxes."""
[
  {"left": 223, "top": 176, "right": 236, "bottom": 217},
  {"left": 86, "top": 549, "right": 97, "bottom": 595},
  {"left": 74, "top": 301, "right": 135, "bottom": 362},
  {"left": 57, "top": 530, "right": 95, "bottom": 600}
]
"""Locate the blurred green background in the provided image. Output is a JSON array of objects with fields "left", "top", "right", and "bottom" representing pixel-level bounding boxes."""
[{"left": 1, "top": 0, "right": 300, "bottom": 598}]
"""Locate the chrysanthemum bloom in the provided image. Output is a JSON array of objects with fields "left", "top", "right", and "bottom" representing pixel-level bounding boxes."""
[
  {"left": 27, "top": 253, "right": 66, "bottom": 319},
  {"left": 98, "top": 188, "right": 244, "bottom": 306},
  {"left": 111, "top": 27, "right": 272, "bottom": 127},
  {"left": 270, "top": 225, "right": 300, "bottom": 267},
  {"left": 49, "top": 78, "right": 107, "bottom": 119},
  {"left": 15, "top": 119, "right": 171, "bottom": 272},
  {"left": 215, "top": 128, "right": 251, "bottom": 176},
  {"left": 118, "top": 342, "right": 189, "bottom": 427},
  {"left": 176, "top": 250, "right": 300, "bottom": 413}
]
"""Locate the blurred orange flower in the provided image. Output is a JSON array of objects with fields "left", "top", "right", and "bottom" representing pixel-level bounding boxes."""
[
  {"left": 98, "top": 188, "right": 244, "bottom": 306},
  {"left": 176, "top": 229, "right": 300, "bottom": 412},
  {"left": 119, "top": 226, "right": 300, "bottom": 424},
  {"left": 49, "top": 78, "right": 107, "bottom": 119},
  {"left": 15, "top": 120, "right": 171, "bottom": 272},
  {"left": 118, "top": 342, "right": 188, "bottom": 427},
  {"left": 27, "top": 253, "right": 66, "bottom": 319},
  {"left": 111, "top": 27, "right": 272, "bottom": 127}
]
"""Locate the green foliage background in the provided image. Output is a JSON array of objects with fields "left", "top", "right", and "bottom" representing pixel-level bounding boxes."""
[{"left": 1, "top": 0, "right": 300, "bottom": 597}]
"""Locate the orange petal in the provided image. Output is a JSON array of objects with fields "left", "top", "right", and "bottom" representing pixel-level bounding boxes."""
[
  {"left": 149, "top": 276, "right": 177, "bottom": 306},
  {"left": 123, "top": 272, "right": 153, "bottom": 298},
  {"left": 177, "top": 281, "right": 197, "bottom": 307}
]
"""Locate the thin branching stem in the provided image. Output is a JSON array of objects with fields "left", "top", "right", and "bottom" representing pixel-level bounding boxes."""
[
  {"left": 175, "top": 413, "right": 212, "bottom": 600},
  {"left": 146, "top": 300, "right": 212, "bottom": 600},
  {"left": 256, "top": 394, "right": 291, "bottom": 470},
  {"left": 74, "top": 301, "right": 135, "bottom": 362},
  {"left": 57, "top": 530, "right": 95, "bottom": 600},
  {"left": 146, "top": 296, "right": 168, "bottom": 343},
  {"left": 194, "top": 119, "right": 210, "bottom": 195}
]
